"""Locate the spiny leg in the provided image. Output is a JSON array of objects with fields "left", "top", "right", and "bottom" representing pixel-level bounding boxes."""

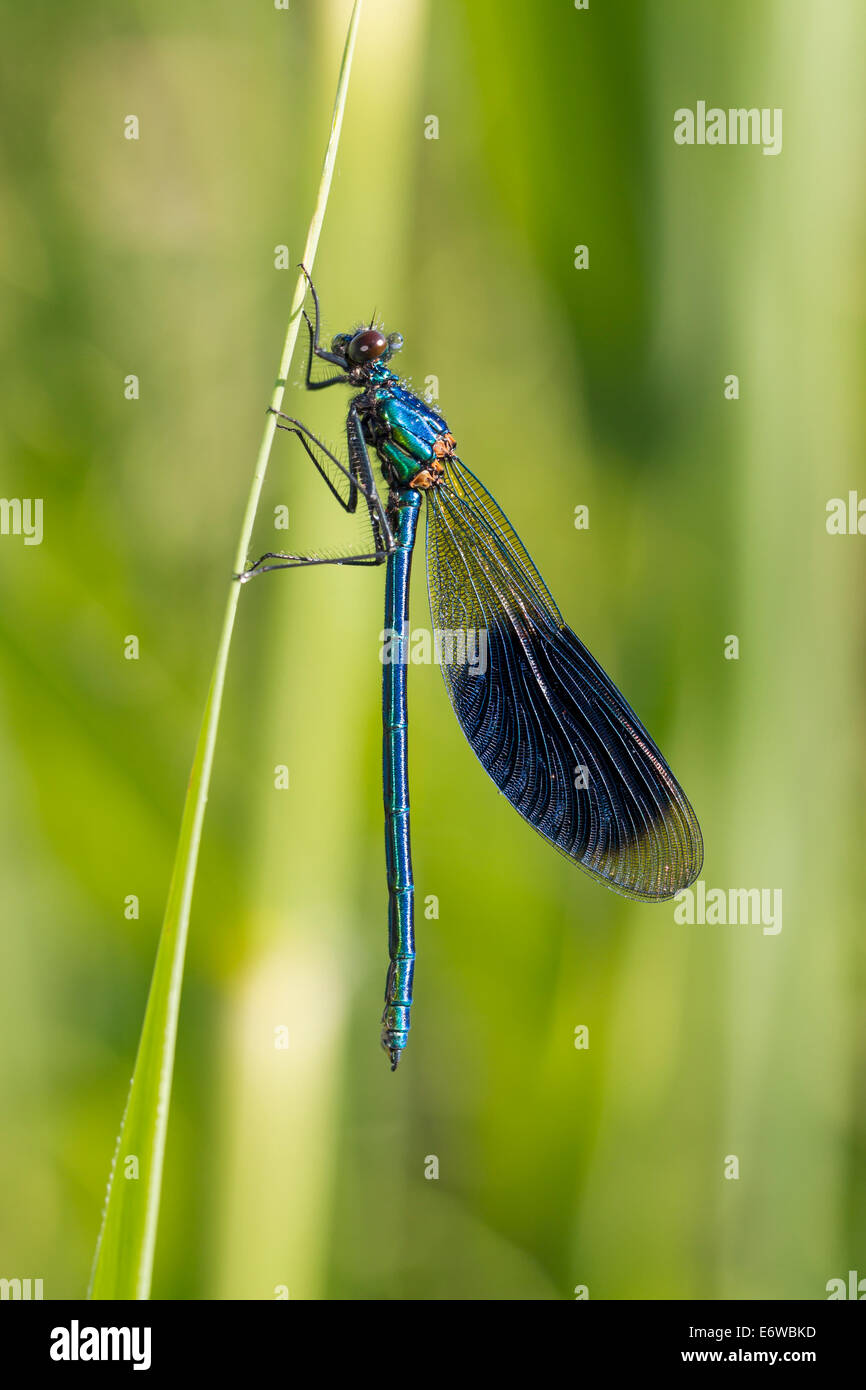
[
  {"left": 301, "top": 311, "right": 350, "bottom": 391},
  {"left": 269, "top": 410, "right": 361, "bottom": 513},
  {"left": 346, "top": 400, "right": 390, "bottom": 559},
  {"left": 241, "top": 404, "right": 394, "bottom": 580},
  {"left": 239, "top": 549, "right": 391, "bottom": 580},
  {"left": 270, "top": 405, "right": 392, "bottom": 548},
  {"left": 299, "top": 264, "right": 350, "bottom": 380}
]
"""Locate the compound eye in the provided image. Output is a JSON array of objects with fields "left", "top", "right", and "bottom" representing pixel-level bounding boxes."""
[{"left": 348, "top": 328, "right": 388, "bottom": 364}]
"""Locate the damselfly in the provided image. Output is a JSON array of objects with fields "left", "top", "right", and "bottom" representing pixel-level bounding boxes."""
[{"left": 241, "top": 268, "right": 703, "bottom": 1068}]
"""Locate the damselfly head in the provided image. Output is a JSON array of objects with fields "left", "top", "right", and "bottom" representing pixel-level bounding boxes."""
[
  {"left": 332, "top": 327, "right": 404, "bottom": 365},
  {"left": 347, "top": 328, "right": 388, "bottom": 363}
]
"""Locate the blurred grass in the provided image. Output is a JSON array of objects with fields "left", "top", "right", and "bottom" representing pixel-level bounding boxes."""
[
  {"left": 90, "top": 0, "right": 365, "bottom": 1301},
  {"left": 0, "top": 0, "right": 863, "bottom": 1300}
]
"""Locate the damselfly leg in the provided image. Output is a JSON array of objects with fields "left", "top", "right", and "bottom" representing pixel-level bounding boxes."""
[
  {"left": 299, "top": 264, "right": 351, "bottom": 387},
  {"left": 239, "top": 405, "right": 393, "bottom": 581}
]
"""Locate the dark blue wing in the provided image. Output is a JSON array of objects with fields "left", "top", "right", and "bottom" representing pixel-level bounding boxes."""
[{"left": 425, "top": 456, "right": 702, "bottom": 901}]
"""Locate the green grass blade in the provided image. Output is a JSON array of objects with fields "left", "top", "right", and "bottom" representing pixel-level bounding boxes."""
[{"left": 88, "top": 0, "right": 365, "bottom": 1301}]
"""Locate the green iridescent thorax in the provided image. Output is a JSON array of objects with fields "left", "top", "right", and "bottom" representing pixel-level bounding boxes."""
[{"left": 368, "top": 375, "right": 453, "bottom": 488}]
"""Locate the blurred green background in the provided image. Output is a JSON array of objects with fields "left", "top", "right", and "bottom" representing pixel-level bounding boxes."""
[{"left": 0, "top": 0, "right": 864, "bottom": 1300}]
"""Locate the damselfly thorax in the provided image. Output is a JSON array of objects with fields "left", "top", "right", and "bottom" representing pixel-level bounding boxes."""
[{"left": 355, "top": 364, "right": 456, "bottom": 493}]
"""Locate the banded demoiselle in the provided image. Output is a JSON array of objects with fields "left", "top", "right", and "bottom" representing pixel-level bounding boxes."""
[{"left": 241, "top": 269, "right": 703, "bottom": 1069}]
